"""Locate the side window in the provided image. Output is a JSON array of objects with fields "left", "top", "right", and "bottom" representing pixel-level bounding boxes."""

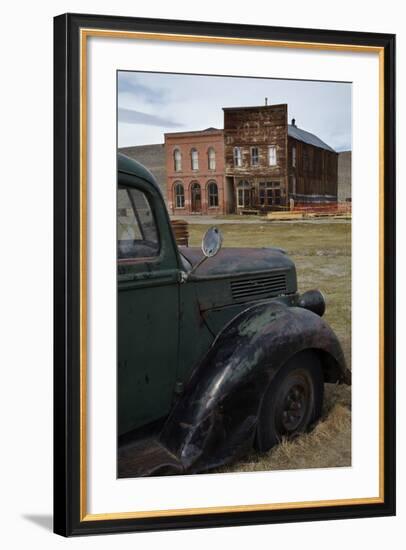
[{"left": 117, "top": 186, "right": 159, "bottom": 262}]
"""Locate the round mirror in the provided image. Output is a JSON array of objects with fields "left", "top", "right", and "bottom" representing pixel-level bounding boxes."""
[{"left": 202, "top": 226, "right": 223, "bottom": 258}]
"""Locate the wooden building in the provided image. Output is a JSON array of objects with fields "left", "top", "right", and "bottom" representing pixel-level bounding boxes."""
[
  {"left": 224, "top": 104, "right": 338, "bottom": 214},
  {"left": 165, "top": 103, "right": 338, "bottom": 215},
  {"left": 287, "top": 119, "right": 338, "bottom": 206}
]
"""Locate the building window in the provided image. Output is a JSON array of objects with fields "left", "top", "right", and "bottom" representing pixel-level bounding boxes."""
[
  {"left": 174, "top": 148, "right": 182, "bottom": 172},
  {"left": 303, "top": 148, "right": 310, "bottom": 171},
  {"left": 208, "top": 147, "right": 216, "bottom": 170},
  {"left": 233, "top": 147, "right": 242, "bottom": 167},
  {"left": 191, "top": 148, "right": 199, "bottom": 170},
  {"left": 290, "top": 175, "right": 297, "bottom": 195},
  {"left": 292, "top": 145, "right": 296, "bottom": 167},
  {"left": 268, "top": 145, "right": 277, "bottom": 166},
  {"left": 259, "top": 182, "right": 281, "bottom": 207},
  {"left": 174, "top": 182, "right": 185, "bottom": 208},
  {"left": 208, "top": 181, "right": 219, "bottom": 207},
  {"left": 251, "top": 147, "right": 259, "bottom": 166},
  {"left": 237, "top": 180, "right": 251, "bottom": 208}
]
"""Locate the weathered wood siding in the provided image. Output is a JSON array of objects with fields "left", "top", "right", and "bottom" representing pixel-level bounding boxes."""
[
  {"left": 223, "top": 105, "right": 289, "bottom": 209},
  {"left": 288, "top": 137, "right": 338, "bottom": 202}
]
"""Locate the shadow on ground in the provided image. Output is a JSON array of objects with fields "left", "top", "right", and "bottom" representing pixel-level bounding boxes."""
[{"left": 22, "top": 514, "right": 53, "bottom": 532}]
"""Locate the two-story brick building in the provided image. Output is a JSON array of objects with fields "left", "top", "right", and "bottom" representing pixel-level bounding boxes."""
[
  {"left": 165, "top": 103, "right": 338, "bottom": 215},
  {"left": 165, "top": 127, "right": 226, "bottom": 215}
]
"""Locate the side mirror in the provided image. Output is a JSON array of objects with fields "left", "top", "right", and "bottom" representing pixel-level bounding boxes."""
[
  {"left": 185, "top": 227, "right": 223, "bottom": 279},
  {"left": 202, "top": 226, "right": 223, "bottom": 258}
]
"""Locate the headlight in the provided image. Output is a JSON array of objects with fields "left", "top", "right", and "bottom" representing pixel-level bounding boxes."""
[{"left": 298, "top": 289, "right": 326, "bottom": 317}]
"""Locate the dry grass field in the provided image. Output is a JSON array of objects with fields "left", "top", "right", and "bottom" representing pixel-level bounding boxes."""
[{"left": 188, "top": 220, "right": 352, "bottom": 472}]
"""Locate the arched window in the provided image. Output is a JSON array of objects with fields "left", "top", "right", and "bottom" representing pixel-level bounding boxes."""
[
  {"left": 173, "top": 149, "right": 182, "bottom": 172},
  {"left": 208, "top": 147, "right": 216, "bottom": 170},
  {"left": 237, "top": 180, "right": 251, "bottom": 208},
  {"left": 174, "top": 182, "right": 185, "bottom": 208},
  {"left": 208, "top": 181, "right": 219, "bottom": 208},
  {"left": 191, "top": 148, "right": 199, "bottom": 170}
]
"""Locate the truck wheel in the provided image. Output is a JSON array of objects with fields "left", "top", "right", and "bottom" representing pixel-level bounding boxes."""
[{"left": 256, "top": 351, "right": 324, "bottom": 452}]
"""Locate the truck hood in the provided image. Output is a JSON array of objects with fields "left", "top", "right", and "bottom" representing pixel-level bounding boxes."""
[{"left": 181, "top": 247, "right": 295, "bottom": 279}]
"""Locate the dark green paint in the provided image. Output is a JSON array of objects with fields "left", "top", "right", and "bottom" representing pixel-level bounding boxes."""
[{"left": 117, "top": 154, "right": 299, "bottom": 436}]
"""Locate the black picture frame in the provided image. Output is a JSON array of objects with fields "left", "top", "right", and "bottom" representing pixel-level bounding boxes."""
[{"left": 54, "top": 12, "right": 396, "bottom": 536}]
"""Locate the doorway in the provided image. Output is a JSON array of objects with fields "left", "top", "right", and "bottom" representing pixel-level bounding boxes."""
[
  {"left": 191, "top": 182, "right": 202, "bottom": 212},
  {"left": 237, "top": 180, "right": 251, "bottom": 209}
]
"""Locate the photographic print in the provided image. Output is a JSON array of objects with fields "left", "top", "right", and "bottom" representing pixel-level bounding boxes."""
[
  {"left": 116, "top": 71, "right": 352, "bottom": 478},
  {"left": 54, "top": 13, "right": 395, "bottom": 536}
]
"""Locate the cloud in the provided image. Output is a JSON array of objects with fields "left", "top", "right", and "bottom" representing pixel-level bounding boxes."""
[
  {"left": 118, "top": 108, "right": 183, "bottom": 128},
  {"left": 118, "top": 72, "right": 351, "bottom": 149},
  {"left": 118, "top": 73, "right": 168, "bottom": 104}
]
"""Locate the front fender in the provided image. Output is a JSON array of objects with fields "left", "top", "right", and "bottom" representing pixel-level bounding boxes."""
[{"left": 160, "top": 301, "right": 349, "bottom": 473}]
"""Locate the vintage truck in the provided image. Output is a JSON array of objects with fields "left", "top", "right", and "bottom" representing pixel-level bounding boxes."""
[{"left": 117, "top": 153, "right": 350, "bottom": 477}]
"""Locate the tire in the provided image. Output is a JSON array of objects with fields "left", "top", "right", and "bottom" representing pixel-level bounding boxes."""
[{"left": 256, "top": 351, "right": 324, "bottom": 452}]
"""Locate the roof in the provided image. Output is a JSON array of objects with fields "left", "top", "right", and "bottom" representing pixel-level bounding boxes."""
[
  {"left": 119, "top": 143, "right": 164, "bottom": 153},
  {"left": 117, "top": 153, "right": 160, "bottom": 193},
  {"left": 288, "top": 125, "right": 336, "bottom": 153},
  {"left": 223, "top": 104, "right": 286, "bottom": 111},
  {"left": 165, "top": 127, "right": 223, "bottom": 138}
]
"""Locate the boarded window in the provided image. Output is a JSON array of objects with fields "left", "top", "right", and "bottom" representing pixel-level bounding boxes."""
[{"left": 292, "top": 145, "right": 296, "bottom": 167}]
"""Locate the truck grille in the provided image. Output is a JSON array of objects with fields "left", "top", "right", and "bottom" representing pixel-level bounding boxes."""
[{"left": 231, "top": 273, "right": 287, "bottom": 302}]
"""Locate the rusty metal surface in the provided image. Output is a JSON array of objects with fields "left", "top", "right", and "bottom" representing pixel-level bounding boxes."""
[
  {"left": 118, "top": 437, "right": 183, "bottom": 478},
  {"left": 161, "top": 301, "right": 347, "bottom": 473},
  {"left": 117, "top": 301, "right": 349, "bottom": 477},
  {"left": 181, "top": 246, "right": 295, "bottom": 279}
]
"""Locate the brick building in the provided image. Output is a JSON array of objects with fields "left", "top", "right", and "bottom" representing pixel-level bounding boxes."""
[
  {"left": 165, "top": 128, "right": 226, "bottom": 215},
  {"left": 165, "top": 103, "right": 338, "bottom": 215}
]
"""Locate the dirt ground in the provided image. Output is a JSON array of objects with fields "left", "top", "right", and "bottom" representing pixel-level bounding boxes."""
[{"left": 188, "top": 221, "right": 352, "bottom": 472}]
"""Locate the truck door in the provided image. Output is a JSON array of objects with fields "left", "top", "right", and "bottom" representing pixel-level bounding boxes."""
[{"left": 117, "top": 175, "right": 180, "bottom": 436}]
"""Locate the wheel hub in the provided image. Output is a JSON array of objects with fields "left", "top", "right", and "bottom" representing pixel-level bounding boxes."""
[{"left": 281, "top": 384, "right": 307, "bottom": 431}]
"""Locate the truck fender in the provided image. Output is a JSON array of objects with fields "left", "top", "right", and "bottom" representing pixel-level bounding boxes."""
[{"left": 160, "top": 300, "right": 349, "bottom": 473}]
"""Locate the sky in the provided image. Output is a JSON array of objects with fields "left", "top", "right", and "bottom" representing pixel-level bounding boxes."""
[{"left": 117, "top": 71, "right": 352, "bottom": 152}]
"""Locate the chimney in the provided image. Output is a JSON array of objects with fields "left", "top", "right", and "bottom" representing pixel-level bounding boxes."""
[
  {"left": 291, "top": 118, "right": 296, "bottom": 127},
  {"left": 265, "top": 97, "right": 268, "bottom": 106}
]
